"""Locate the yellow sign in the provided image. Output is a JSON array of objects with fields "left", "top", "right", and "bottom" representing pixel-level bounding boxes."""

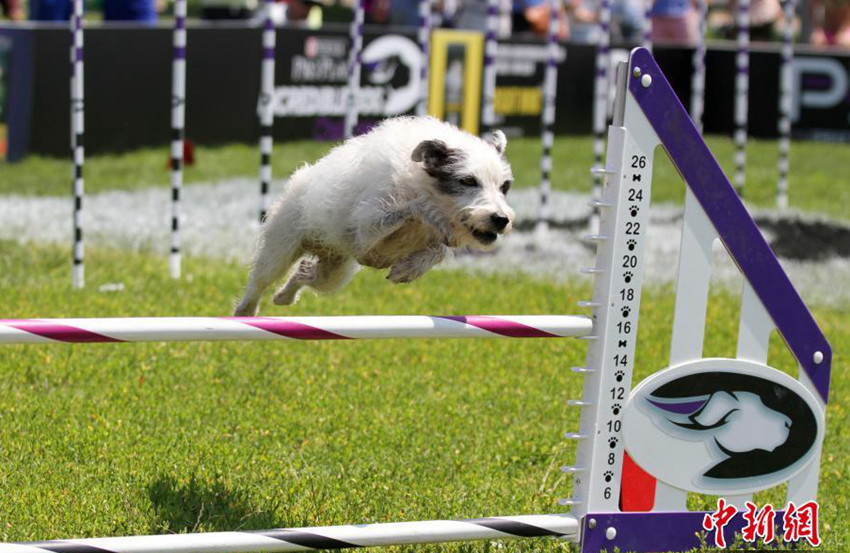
[{"left": 428, "top": 30, "right": 484, "bottom": 135}]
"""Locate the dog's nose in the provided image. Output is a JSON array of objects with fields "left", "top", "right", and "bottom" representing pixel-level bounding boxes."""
[{"left": 490, "top": 214, "right": 510, "bottom": 231}]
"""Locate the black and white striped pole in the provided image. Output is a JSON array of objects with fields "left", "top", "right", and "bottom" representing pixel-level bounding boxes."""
[
  {"left": 416, "top": 0, "right": 431, "bottom": 116},
  {"left": 590, "top": 0, "right": 612, "bottom": 227},
  {"left": 70, "top": 0, "right": 85, "bottom": 289},
  {"left": 734, "top": 0, "right": 749, "bottom": 196},
  {"left": 344, "top": 0, "right": 365, "bottom": 139},
  {"left": 170, "top": 0, "right": 187, "bottom": 279},
  {"left": 259, "top": 0, "right": 276, "bottom": 222},
  {"left": 777, "top": 0, "right": 795, "bottom": 208},
  {"left": 641, "top": 0, "right": 652, "bottom": 51},
  {"left": 481, "top": 0, "right": 499, "bottom": 133},
  {"left": 690, "top": 0, "right": 707, "bottom": 132},
  {"left": 0, "top": 515, "right": 578, "bottom": 553},
  {"left": 536, "top": 0, "right": 560, "bottom": 235}
]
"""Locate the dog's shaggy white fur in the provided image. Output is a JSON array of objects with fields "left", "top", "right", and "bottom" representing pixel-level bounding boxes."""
[{"left": 234, "top": 116, "right": 515, "bottom": 316}]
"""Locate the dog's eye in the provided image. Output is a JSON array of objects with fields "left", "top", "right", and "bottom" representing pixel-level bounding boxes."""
[
  {"left": 500, "top": 180, "right": 512, "bottom": 195},
  {"left": 459, "top": 176, "right": 480, "bottom": 188}
]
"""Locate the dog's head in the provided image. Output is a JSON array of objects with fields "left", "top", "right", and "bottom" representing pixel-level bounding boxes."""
[{"left": 411, "top": 130, "right": 514, "bottom": 249}]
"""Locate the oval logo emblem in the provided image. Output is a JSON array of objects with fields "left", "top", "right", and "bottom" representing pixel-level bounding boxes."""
[{"left": 623, "top": 358, "right": 824, "bottom": 495}]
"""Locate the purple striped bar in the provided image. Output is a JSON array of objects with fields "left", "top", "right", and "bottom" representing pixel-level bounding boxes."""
[
  {"left": 0, "top": 316, "right": 590, "bottom": 345},
  {"left": 438, "top": 316, "right": 561, "bottom": 338},
  {"left": 174, "top": 46, "right": 186, "bottom": 60},
  {"left": 229, "top": 317, "right": 350, "bottom": 340},
  {"left": 0, "top": 320, "right": 124, "bottom": 343}
]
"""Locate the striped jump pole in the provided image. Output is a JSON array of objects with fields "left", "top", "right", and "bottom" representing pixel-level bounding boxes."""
[
  {"left": 536, "top": 0, "right": 561, "bottom": 235},
  {"left": 590, "top": 0, "right": 612, "bottom": 229},
  {"left": 259, "top": 0, "right": 276, "bottom": 222},
  {"left": 344, "top": 0, "right": 365, "bottom": 139},
  {"left": 0, "top": 315, "right": 592, "bottom": 344},
  {"left": 0, "top": 515, "right": 579, "bottom": 553},
  {"left": 170, "top": 0, "right": 188, "bottom": 279},
  {"left": 70, "top": 0, "right": 85, "bottom": 290},
  {"left": 776, "top": 0, "right": 795, "bottom": 208},
  {"left": 690, "top": 0, "right": 707, "bottom": 132},
  {"left": 733, "top": 0, "right": 750, "bottom": 196},
  {"left": 481, "top": 0, "right": 499, "bottom": 133},
  {"left": 416, "top": 0, "right": 432, "bottom": 116}
]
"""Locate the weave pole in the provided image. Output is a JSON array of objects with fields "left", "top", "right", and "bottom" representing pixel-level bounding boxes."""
[
  {"left": 536, "top": 0, "right": 561, "bottom": 234},
  {"left": 344, "top": 0, "right": 365, "bottom": 139},
  {"left": 259, "top": 0, "right": 276, "bottom": 222},
  {"left": 0, "top": 315, "right": 591, "bottom": 344},
  {"left": 733, "top": 0, "right": 749, "bottom": 196},
  {"left": 590, "top": 0, "right": 612, "bottom": 224},
  {"left": 690, "top": 0, "right": 707, "bottom": 132},
  {"left": 416, "top": 0, "right": 431, "bottom": 116},
  {"left": 776, "top": 0, "right": 795, "bottom": 208},
  {"left": 481, "top": 0, "right": 499, "bottom": 133},
  {"left": 641, "top": 0, "right": 652, "bottom": 50},
  {"left": 70, "top": 0, "right": 85, "bottom": 289},
  {"left": 170, "top": 0, "right": 187, "bottom": 279}
]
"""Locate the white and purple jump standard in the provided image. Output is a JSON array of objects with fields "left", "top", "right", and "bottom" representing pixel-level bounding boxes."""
[
  {"left": 70, "top": 0, "right": 85, "bottom": 289},
  {"left": 1, "top": 49, "right": 831, "bottom": 553},
  {"left": 170, "top": 0, "right": 188, "bottom": 278},
  {"left": 258, "top": 0, "right": 277, "bottom": 222}
]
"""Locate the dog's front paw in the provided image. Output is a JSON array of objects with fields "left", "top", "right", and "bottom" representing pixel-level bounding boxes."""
[{"left": 386, "top": 260, "right": 424, "bottom": 284}]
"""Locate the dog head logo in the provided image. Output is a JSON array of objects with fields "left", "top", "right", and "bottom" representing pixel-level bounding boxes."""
[
  {"left": 623, "top": 359, "right": 824, "bottom": 495},
  {"left": 411, "top": 129, "right": 514, "bottom": 249}
]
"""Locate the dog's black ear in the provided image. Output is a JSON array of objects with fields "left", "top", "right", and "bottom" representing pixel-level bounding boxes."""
[
  {"left": 485, "top": 130, "right": 507, "bottom": 155},
  {"left": 412, "top": 139, "right": 458, "bottom": 178}
]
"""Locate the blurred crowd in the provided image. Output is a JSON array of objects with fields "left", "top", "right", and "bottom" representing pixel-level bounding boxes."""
[{"left": 1, "top": 0, "right": 848, "bottom": 46}]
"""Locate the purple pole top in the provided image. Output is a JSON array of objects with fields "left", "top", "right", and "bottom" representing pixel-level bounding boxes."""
[{"left": 628, "top": 48, "right": 831, "bottom": 403}]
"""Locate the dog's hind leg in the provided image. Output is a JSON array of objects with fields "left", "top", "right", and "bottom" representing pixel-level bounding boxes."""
[
  {"left": 273, "top": 254, "right": 359, "bottom": 305},
  {"left": 234, "top": 239, "right": 303, "bottom": 316}
]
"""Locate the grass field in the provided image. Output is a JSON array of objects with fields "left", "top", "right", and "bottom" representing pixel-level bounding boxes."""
[
  {"left": 0, "top": 239, "right": 847, "bottom": 552},
  {"left": 1, "top": 135, "right": 848, "bottom": 221}
]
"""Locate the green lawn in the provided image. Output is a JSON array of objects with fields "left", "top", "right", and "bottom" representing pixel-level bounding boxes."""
[
  {"left": 2, "top": 136, "right": 848, "bottom": 221},
  {"left": 0, "top": 241, "right": 847, "bottom": 552}
]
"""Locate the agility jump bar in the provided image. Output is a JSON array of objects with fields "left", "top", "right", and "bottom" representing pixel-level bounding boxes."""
[
  {"left": 0, "top": 514, "right": 578, "bottom": 553},
  {"left": 0, "top": 315, "right": 592, "bottom": 344}
]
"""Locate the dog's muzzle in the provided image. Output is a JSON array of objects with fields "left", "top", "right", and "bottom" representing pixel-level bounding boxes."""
[{"left": 469, "top": 213, "right": 511, "bottom": 245}]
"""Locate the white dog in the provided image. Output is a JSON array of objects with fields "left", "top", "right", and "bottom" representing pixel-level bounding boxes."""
[{"left": 234, "top": 116, "right": 515, "bottom": 316}]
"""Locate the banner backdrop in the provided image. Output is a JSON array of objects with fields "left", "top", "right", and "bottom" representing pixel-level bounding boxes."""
[{"left": 1, "top": 23, "right": 849, "bottom": 160}]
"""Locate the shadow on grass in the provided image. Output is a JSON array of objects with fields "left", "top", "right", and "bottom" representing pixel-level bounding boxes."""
[{"left": 148, "top": 475, "right": 280, "bottom": 533}]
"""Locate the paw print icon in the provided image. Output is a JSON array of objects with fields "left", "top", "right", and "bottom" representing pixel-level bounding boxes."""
[
  {"left": 627, "top": 239, "right": 636, "bottom": 251},
  {"left": 623, "top": 271, "right": 633, "bottom": 283},
  {"left": 621, "top": 306, "right": 631, "bottom": 318},
  {"left": 608, "top": 437, "right": 619, "bottom": 449},
  {"left": 615, "top": 370, "right": 625, "bottom": 382}
]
